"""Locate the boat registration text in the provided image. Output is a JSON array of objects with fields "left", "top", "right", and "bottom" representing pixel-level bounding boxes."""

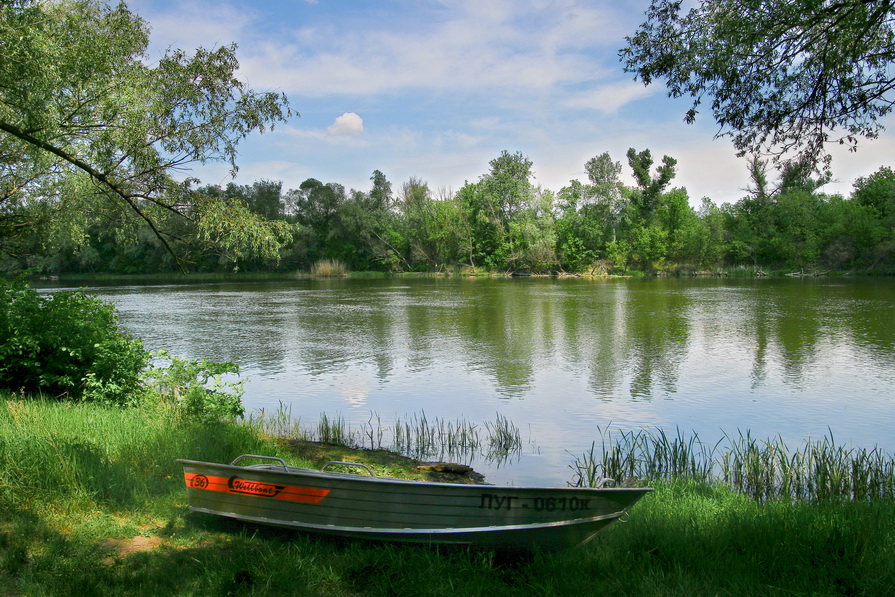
[{"left": 479, "top": 493, "right": 592, "bottom": 512}]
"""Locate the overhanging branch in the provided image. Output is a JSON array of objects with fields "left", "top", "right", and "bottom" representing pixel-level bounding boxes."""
[{"left": 0, "top": 119, "right": 188, "bottom": 271}]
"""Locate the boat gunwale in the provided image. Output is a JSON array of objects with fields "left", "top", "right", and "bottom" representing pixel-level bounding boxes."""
[{"left": 177, "top": 458, "right": 654, "bottom": 494}]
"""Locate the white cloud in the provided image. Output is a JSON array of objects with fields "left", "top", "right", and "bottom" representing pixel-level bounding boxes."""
[
  {"left": 237, "top": 1, "right": 622, "bottom": 97},
  {"left": 327, "top": 113, "right": 365, "bottom": 136},
  {"left": 563, "top": 81, "right": 657, "bottom": 113},
  {"left": 131, "top": 0, "right": 255, "bottom": 55}
]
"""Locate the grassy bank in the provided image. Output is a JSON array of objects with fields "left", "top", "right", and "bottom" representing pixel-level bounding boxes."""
[{"left": 2, "top": 397, "right": 893, "bottom": 596}]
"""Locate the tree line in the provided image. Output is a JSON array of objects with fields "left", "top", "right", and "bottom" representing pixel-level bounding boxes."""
[
  {"left": 5, "top": 149, "right": 894, "bottom": 276},
  {"left": 3, "top": 1, "right": 895, "bottom": 277}
]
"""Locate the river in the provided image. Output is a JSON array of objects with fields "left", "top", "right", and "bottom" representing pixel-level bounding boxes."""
[{"left": 59, "top": 276, "right": 895, "bottom": 486}]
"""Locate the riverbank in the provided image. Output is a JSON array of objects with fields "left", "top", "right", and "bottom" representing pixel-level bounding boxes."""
[
  {"left": 22, "top": 263, "right": 892, "bottom": 288},
  {"left": 2, "top": 396, "right": 893, "bottom": 596}
]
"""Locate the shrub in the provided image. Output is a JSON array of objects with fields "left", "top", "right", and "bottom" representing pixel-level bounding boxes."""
[
  {"left": 140, "top": 350, "right": 245, "bottom": 421},
  {"left": 0, "top": 279, "right": 149, "bottom": 404}
]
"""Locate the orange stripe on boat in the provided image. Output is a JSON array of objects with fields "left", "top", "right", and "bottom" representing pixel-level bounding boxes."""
[{"left": 184, "top": 472, "right": 329, "bottom": 503}]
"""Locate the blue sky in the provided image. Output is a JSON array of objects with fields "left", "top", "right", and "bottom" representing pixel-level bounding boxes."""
[{"left": 130, "top": 0, "right": 894, "bottom": 205}]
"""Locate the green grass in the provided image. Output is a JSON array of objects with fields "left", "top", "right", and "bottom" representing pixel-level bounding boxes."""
[{"left": 2, "top": 397, "right": 894, "bottom": 596}]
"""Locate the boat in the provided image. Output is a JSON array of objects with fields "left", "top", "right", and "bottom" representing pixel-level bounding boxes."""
[{"left": 178, "top": 454, "right": 652, "bottom": 551}]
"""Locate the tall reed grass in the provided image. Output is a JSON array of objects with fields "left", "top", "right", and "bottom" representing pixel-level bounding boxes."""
[
  {"left": 248, "top": 405, "right": 522, "bottom": 465},
  {"left": 570, "top": 426, "right": 895, "bottom": 503},
  {"left": 310, "top": 258, "right": 348, "bottom": 277}
]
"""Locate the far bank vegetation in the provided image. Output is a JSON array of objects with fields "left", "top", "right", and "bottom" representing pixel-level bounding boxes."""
[{"left": 6, "top": 153, "right": 895, "bottom": 278}]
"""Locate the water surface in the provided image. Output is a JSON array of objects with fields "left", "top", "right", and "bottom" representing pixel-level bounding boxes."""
[{"left": 70, "top": 277, "right": 895, "bottom": 486}]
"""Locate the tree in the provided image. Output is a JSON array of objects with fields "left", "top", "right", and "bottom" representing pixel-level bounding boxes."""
[
  {"left": 189, "top": 180, "right": 291, "bottom": 270},
  {"left": 368, "top": 170, "right": 393, "bottom": 211},
  {"left": 852, "top": 166, "right": 895, "bottom": 269},
  {"left": 288, "top": 178, "right": 346, "bottom": 264},
  {"left": 238, "top": 180, "right": 285, "bottom": 221},
  {"left": 853, "top": 166, "right": 895, "bottom": 218},
  {"left": 460, "top": 151, "right": 538, "bottom": 270},
  {"left": 555, "top": 153, "right": 628, "bottom": 271},
  {"left": 626, "top": 148, "right": 677, "bottom": 221},
  {"left": 338, "top": 172, "right": 409, "bottom": 272},
  {"left": 621, "top": 1, "right": 895, "bottom": 170},
  {"left": 584, "top": 152, "right": 628, "bottom": 242},
  {"left": 460, "top": 150, "right": 560, "bottom": 271},
  {"left": 401, "top": 177, "right": 467, "bottom": 269},
  {"left": 0, "top": 0, "right": 292, "bottom": 267}
]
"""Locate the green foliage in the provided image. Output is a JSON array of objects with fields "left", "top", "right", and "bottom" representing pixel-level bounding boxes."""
[
  {"left": 0, "top": 0, "right": 291, "bottom": 266},
  {"left": 853, "top": 168, "right": 895, "bottom": 265},
  {"left": 6, "top": 142, "right": 895, "bottom": 275},
  {"left": 854, "top": 166, "right": 895, "bottom": 216},
  {"left": 459, "top": 151, "right": 556, "bottom": 271},
  {"left": 629, "top": 224, "right": 668, "bottom": 270},
  {"left": 141, "top": 350, "right": 245, "bottom": 421},
  {"left": 626, "top": 147, "right": 677, "bottom": 221},
  {"left": 401, "top": 178, "right": 470, "bottom": 270},
  {"left": 555, "top": 154, "right": 629, "bottom": 271},
  {"left": 192, "top": 192, "right": 295, "bottom": 270},
  {"left": 0, "top": 279, "right": 245, "bottom": 420},
  {"left": 0, "top": 279, "right": 148, "bottom": 403},
  {"left": 621, "top": 0, "right": 895, "bottom": 169}
]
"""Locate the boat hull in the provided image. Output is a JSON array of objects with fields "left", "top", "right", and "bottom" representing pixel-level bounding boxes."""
[{"left": 178, "top": 458, "right": 651, "bottom": 551}]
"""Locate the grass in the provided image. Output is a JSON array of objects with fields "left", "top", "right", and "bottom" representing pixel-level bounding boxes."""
[{"left": 2, "top": 397, "right": 894, "bottom": 595}]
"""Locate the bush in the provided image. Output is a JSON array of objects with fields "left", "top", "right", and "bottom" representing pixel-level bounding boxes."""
[
  {"left": 0, "top": 278, "right": 149, "bottom": 404},
  {"left": 140, "top": 350, "right": 245, "bottom": 421}
]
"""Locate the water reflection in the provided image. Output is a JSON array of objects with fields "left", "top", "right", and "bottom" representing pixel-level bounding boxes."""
[{"left": 67, "top": 276, "right": 895, "bottom": 485}]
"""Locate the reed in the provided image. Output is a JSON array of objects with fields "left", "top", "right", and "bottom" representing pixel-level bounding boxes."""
[
  {"left": 484, "top": 412, "right": 522, "bottom": 457},
  {"left": 245, "top": 401, "right": 305, "bottom": 439},
  {"left": 722, "top": 430, "right": 895, "bottom": 502},
  {"left": 315, "top": 412, "right": 349, "bottom": 445},
  {"left": 570, "top": 426, "right": 718, "bottom": 488},
  {"left": 249, "top": 407, "right": 521, "bottom": 465},
  {"left": 571, "top": 426, "right": 895, "bottom": 503},
  {"left": 393, "top": 412, "right": 483, "bottom": 461},
  {"left": 310, "top": 258, "right": 349, "bottom": 277}
]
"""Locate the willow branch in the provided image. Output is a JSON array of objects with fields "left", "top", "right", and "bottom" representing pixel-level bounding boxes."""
[{"left": 0, "top": 119, "right": 187, "bottom": 271}]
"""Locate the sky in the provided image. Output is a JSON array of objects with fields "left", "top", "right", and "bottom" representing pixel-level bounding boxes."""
[{"left": 129, "top": 0, "right": 895, "bottom": 206}]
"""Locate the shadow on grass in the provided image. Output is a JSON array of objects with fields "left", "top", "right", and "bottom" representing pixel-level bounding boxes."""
[{"left": 5, "top": 491, "right": 895, "bottom": 596}]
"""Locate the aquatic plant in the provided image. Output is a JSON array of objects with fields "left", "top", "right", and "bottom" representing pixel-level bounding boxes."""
[
  {"left": 722, "top": 430, "right": 895, "bottom": 502},
  {"left": 248, "top": 406, "right": 521, "bottom": 465},
  {"left": 571, "top": 426, "right": 895, "bottom": 503}
]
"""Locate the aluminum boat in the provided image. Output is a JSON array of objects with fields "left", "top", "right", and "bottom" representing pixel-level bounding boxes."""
[{"left": 178, "top": 454, "right": 651, "bottom": 551}]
